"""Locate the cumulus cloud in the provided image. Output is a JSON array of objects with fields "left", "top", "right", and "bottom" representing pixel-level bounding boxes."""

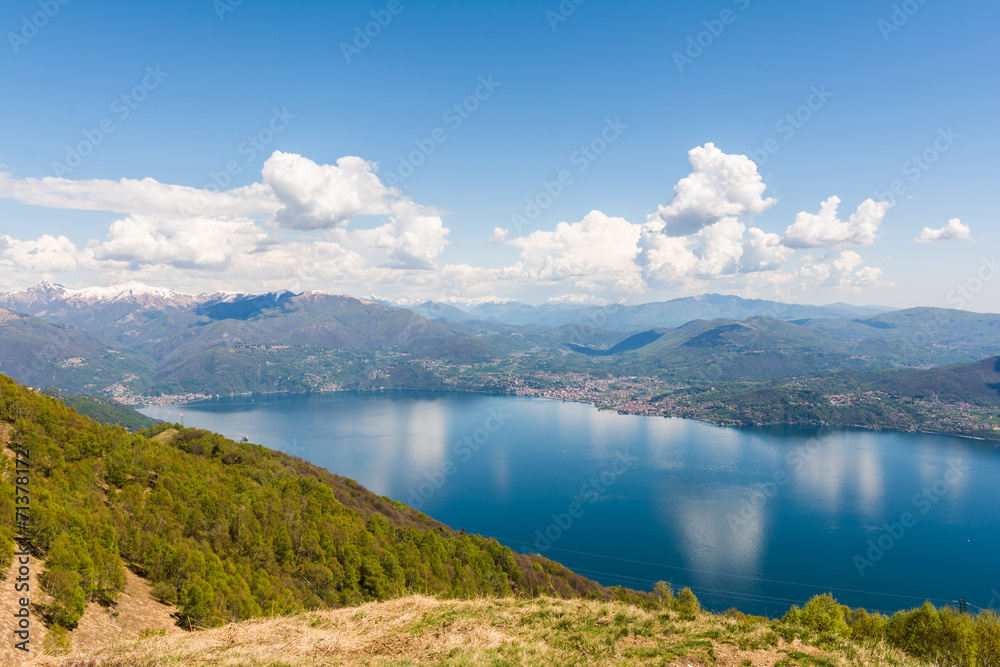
[
  {"left": 796, "top": 250, "right": 886, "bottom": 291},
  {"left": 640, "top": 217, "right": 770, "bottom": 282},
  {"left": 783, "top": 196, "right": 892, "bottom": 249},
  {"left": 741, "top": 227, "right": 794, "bottom": 272},
  {"left": 0, "top": 151, "right": 452, "bottom": 289},
  {"left": 328, "top": 203, "right": 449, "bottom": 270},
  {"left": 263, "top": 152, "right": 399, "bottom": 230},
  {"left": 915, "top": 218, "right": 972, "bottom": 243},
  {"left": 487, "top": 227, "right": 508, "bottom": 244},
  {"left": 647, "top": 143, "right": 776, "bottom": 236},
  {"left": 505, "top": 210, "right": 644, "bottom": 292},
  {"left": 0, "top": 144, "right": 898, "bottom": 301},
  {"left": 90, "top": 214, "right": 266, "bottom": 270},
  {"left": 0, "top": 234, "right": 83, "bottom": 273},
  {"left": 636, "top": 143, "right": 794, "bottom": 285}
]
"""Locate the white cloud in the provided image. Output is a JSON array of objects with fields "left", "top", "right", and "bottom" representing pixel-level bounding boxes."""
[
  {"left": 693, "top": 218, "right": 746, "bottom": 276},
  {"left": 263, "top": 152, "right": 398, "bottom": 230},
  {"left": 647, "top": 143, "right": 776, "bottom": 236},
  {"left": 637, "top": 231, "right": 698, "bottom": 283},
  {"left": 637, "top": 144, "right": 794, "bottom": 285},
  {"left": 915, "top": 218, "right": 973, "bottom": 243},
  {"left": 783, "top": 196, "right": 892, "bottom": 249},
  {"left": 0, "top": 171, "right": 273, "bottom": 218},
  {"left": 0, "top": 145, "right": 902, "bottom": 303},
  {"left": 796, "top": 250, "right": 887, "bottom": 291},
  {"left": 0, "top": 234, "right": 83, "bottom": 273},
  {"left": 641, "top": 217, "right": 773, "bottom": 282},
  {"left": 328, "top": 203, "right": 449, "bottom": 270},
  {"left": 546, "top": 294, "right": 609, "bottom": 306},
  {"left": 0, "top": 151, "right": 452, "bottom": 289},
  {"left": 487, "top": 227, "right": 508, "bottom": 244},
  {"left": 90, "top": 214, "right": 266, "bottom": 270},
  {"left": 505, "top": 210, "right": 644, "bottom": 292},
  {"left": 741, "top": 227, "right": 794, "bottom": 272}
]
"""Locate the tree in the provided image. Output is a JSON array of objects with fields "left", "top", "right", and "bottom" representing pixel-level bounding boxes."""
[
  {"left": 673, "top": 587, "right": 700, "bottom": 615},
  {"left": 788, "top": 594, "right": 850, "bottom": 637},
  {"left": 178, "top": 579, "right": 216, "bottom": 629},
  {"left": 39, "top": 569, "right": 86, "bottom": 629},
  {"left": 653, "top": 581, "right": 674, "bottom": 608}
]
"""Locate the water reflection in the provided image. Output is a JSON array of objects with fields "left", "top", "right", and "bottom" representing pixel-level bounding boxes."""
[{"left": 140, "top": 392, "right": 1000, "bottom": 615}]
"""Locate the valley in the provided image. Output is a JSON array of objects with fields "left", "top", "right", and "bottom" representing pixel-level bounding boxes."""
[{"left": 3, "top": 282, "right": 998, "bottom": 441}]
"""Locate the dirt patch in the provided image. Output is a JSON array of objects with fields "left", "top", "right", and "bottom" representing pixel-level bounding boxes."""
[
  {"left": 0, "top": 558, "right": 180, "bottom": 664},
  {"left": 713, "top": 640, "right": 797, "bottom": 666},
  {"left": 67, "top": 568, "right": 181, "bottom": 654},
  {"left": 0, "top": 553, "right": 47, "bottom": 663}
]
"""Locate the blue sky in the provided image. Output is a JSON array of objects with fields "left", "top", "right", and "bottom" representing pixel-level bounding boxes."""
[{"left": 1, "top": 0, "right": 997, "bottom": 309}]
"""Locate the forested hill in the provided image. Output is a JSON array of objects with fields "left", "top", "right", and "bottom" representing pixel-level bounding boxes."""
[
  {"left": 38, "top": 387, "right": 158, "bottom": 431},
  {"left": 0, "top": 373, "right": 648, "bottom": 636}
]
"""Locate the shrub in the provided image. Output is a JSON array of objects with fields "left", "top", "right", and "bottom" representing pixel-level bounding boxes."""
[
  {"left": 150, "top": 581, "right": 177, "bottom": 604},
  {"left": 975, "top": 610, "right": 1000, "bottom": 667},
  {"left": 783, "top": 594, "right": 849, "bottom": 637},
  {"left": 673, "top": 587, "right": 700, "bottom": 615},
  {"left": 846, "top": 607, "right": 888, "bottom": 642}
]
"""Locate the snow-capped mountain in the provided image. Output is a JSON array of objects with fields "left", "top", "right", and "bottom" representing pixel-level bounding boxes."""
[{"left": 0, "top": 280, "right": 197, "bottom": 313}]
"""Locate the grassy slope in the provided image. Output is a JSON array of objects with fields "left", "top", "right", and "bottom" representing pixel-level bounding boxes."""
[{"left": 35, "top": 595, "right": 925, "bottom": 667}]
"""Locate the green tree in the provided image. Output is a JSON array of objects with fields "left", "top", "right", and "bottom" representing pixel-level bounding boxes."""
[
  {"left": 653, "top": 581, "right": 674, "bottom": 608},
  {"left": 178, "top": 578, "right": 216, "bottom": 629},
  {"left": 787, "top": 594, "right": 850, "bottom": 637},
  {"left": 39, "top": 569, "right": 86, "bottom": 629},
  {"left": 673, "top": 587, "right": 700, "bottom": 615}
]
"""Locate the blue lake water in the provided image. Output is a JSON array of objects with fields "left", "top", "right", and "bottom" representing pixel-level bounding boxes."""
[{"left": 140, "top": 391, "right": 1000, "bottom": 617}]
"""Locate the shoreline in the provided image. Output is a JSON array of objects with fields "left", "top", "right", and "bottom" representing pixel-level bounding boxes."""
[{"left": 132, "top": 384, "right": 1000, "bottom": 444}]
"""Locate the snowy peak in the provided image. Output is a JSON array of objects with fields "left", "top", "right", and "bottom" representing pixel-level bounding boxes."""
[
  {"left": 66, "top": 281, "right": 184, "bottom": 303},
  {"left": 0, "top": 281, "right": 200, "bottom": 318},
  {"left": 20, "top": 280, "right": 70, "bottom": 297}
]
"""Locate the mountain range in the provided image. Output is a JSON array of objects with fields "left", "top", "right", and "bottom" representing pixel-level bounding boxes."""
[
  {"left": 2, "top": 282, "right": 1000, "bottom": 424},
  {"left": 405, "top": 293, "right": 894, "bottom": 329}
]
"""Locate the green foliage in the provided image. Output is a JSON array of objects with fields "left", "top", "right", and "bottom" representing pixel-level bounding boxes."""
[
  {"left": 775, "top": 597, "right": 1000, "bottom": 667},
  {"left": 39, "top": 388, "right": 158, "bottom": 430},
  {"left": 39, "top": 568, "right": 86, "bottom": 628},
  {"left": 673, "top": 587, "right": 700, "bottom": 616},
  {"left": 0, "top": 374, "right": 634, "bottom": 632},
  {"left": 653, "top": 580, "right": 674, "bottom": 608},
  {"left": 783, "top": 594, "right": 850, "bottom": 637},
  {"left": 150, "top": 581, "right": 177, "bottom": 604},
  {"left": 846, "top": 607, "right": 889, "bottom": 642},
  {"left": 885, "top": 601, "right": 977, "bottom": 666}
]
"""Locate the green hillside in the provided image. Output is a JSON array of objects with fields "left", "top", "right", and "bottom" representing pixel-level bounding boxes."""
[
  {"left": 0, "top": 308, "right": 154, "bottom": 395},
  {"left": 0, "top": 374, "right": 650, "bottom": 635},
  {"left": 672, "top": 356, "right": 1000, "bottom": 438},
  {"left": 38, "top": 387, "right": 159, "bottom": 431},
  {"left": 6, "top": 374, "right": 1000, "bottom": 666}
]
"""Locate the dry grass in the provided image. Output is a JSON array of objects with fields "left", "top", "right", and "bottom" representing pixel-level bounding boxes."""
[{"left": 25, "top": 595, "right": 929, "bottom": 667}]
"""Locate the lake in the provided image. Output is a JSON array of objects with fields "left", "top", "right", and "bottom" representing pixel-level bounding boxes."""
[{"left": 140, "top": 390, "right": 1000, "bottom": 617}]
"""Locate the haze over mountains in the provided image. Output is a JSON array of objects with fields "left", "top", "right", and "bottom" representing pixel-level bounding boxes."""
[
  {"left": 392, "top": 293, "right": 894, "bottom": 329},
  {"left": 3, "top": 281, "right": 892, "bottom": 332},
  {"left": 1, "top": 281, "right": 999, "bottom": 407}
]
